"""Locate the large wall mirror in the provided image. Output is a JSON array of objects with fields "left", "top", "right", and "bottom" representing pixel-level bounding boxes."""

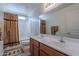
[{"left": 42, "top": 4, "right": 79, "bottom": 39}]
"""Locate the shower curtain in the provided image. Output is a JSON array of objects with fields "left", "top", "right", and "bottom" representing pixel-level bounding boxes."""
[{"left": 4, "top": 12, "right": 19, "bottom": 48}]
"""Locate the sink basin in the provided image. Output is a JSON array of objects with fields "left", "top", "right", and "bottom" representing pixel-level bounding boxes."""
[
  {"left": 38, "top": 35, "right": 60, "bottom": 42},
  {"left": 38, "top": 36, "right": 64, "bottom": 46},
  {"left": 63, "top": 42, "right": 79, "bottom": 51},
  {"left": 44, "top": 37, "right": 59, "bottom": 42}
]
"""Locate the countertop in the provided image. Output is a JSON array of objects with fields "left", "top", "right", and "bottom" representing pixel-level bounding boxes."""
[{"left": 31, "top": 34, "right": 79, "bottom": 56}]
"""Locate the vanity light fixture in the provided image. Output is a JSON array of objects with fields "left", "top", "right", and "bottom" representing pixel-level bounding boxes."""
[
  {"left": 44, "top": 3, "right": 54, "bottom": 8},
  {"left": 44, "top": 3, "right": 56, "bottom": 12}
]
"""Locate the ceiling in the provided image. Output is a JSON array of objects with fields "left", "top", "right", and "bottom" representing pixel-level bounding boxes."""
[
  {"left": 0, "top": 3, "right": 44, "bottom": 17},
  {"left": 0, "top": 3, "right": 73, "bottom": 17},
  {"left": 39, "top": 3, "right": 74, "bottom": 19}
]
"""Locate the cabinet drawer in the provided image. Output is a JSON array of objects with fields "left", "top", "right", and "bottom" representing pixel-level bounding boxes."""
[
  {"left": 40, "top": 43, "right": 66, "bottom": 56},
  {"left": 32, "top": 39, "right": 39, "bottom": 47},
  {"left": 30, "top": 38, "right": 40, "bottom": 47}
]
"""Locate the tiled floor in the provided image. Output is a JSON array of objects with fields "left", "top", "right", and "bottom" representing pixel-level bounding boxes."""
[
  {"left": 18, "top": 45, "right": 30, "bottom": 56},
  {"left": 18, "top": 52, "right": 30, "bottom": 56},
  {"left": 3, "top": 44, "right": 30, "bottom": 56}
]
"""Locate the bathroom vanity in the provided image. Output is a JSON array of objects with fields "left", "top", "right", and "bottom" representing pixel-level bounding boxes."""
[
  {"left": 30, "top": 34, "right": 79, "bottom": 56},
  {"left": 30, "top": 38, "right": 68, "bottom": 56}
]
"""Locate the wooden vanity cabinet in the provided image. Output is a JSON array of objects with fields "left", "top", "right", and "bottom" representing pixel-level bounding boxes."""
[
  {"left": 30, "top": 38, "right": 40, "bottom": 56},
  {"left": 40, "top": 43, "right": 67, "bottom": 56},
  {"left": 30, "top": 39, "right": 34, "bottom": 55},
  {"left": 30, "top": 38, "right": 68, "bottom": 56}
]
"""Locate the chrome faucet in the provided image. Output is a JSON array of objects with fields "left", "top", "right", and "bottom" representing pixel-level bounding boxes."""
[
  {"left": 40, "top": 34, "right": 43, "bottom": 37},
  {"left": 60, "top": 36, "right": 65, "bottom": 43}
]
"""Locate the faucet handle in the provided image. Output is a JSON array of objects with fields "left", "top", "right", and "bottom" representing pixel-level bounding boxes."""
[{"left": 60, "top": 36, "right": 65, "bottom": 43}]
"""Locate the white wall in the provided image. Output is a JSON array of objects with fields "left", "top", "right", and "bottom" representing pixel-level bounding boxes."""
[
  {"left": 0, "top": 12, "right": 4, "bottom": 40},
  {"left": 18, "top": 16, "right": 40, "bottom": 41},
  {"left": 30, "top": 17, "right": 40, "bottom": 35},
  {"left": 26, "top": 18, "right": 31, "bottom": 35},
  {"left": 0, "top": 12, "right": 4, "bottom": 31},
  {"left": 46, "top": 4, "right": 79, "bottom": 37},
  {"left": 18, "top": 18, "right": 27, "bottom": 41}
]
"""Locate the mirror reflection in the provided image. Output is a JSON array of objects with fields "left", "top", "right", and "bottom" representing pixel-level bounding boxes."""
[{"left": 40, "top": 3, "right": 79, "bottom": 39}]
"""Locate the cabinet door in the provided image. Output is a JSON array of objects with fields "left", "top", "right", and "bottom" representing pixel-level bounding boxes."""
[
  {"left": 30, "top": 39, "right": 40, "bottom": 56},
  {"left": 33, "top": 46, "right": 39, "bottom": 56},
  {"left": 40, "top": 43, "right": 66, "bottom": 56},
  {"left": 30, "top": 39, "right": 34, "bottom": 55},
  {"left": 30, "top": 44, "right": 34, "bottom": 56},
  {"left": 40, "top": 50, "right": 48, "bottom": 56}
]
